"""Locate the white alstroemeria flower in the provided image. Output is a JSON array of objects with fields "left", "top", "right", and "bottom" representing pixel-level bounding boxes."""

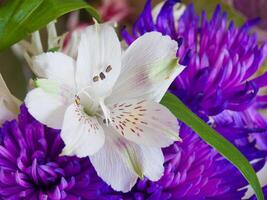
[
  {"left": 25, "top": 23, "right": 185, "bottom": 192},
  {"left": 0, "top": 74, "right": 21, "bottom": 125}
]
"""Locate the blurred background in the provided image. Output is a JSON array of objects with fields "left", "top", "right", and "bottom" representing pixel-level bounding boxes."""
[{"left": 1, "top": 0, "right": 267, "bottom": 100}]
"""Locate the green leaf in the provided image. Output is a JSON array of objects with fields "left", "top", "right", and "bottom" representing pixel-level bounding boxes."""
[
  {"left": 183, "top": 0, "right": 245, "bottom": 26},
  {"left": 0, "top": 0, "right": 100, "bottom": 51},
  {"left": 161, "top": 93, "right": 264, "bottom": 200}
]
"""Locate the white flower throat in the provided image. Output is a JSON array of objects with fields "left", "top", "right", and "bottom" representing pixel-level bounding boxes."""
[{"left": 74, "top": 64, "right": 114, "bottom": 124}]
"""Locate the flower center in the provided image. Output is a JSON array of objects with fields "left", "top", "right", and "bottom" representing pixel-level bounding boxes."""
[{"left": 74, "top": 90, "right": 111, "bottom": 124}]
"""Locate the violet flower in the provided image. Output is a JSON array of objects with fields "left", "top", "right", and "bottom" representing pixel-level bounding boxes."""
[
  {"left": 1, "top": 1, "right": 267, "bottom": 199},
  {"left": 122, "top": 0, "right": 267, "bottom": 159},
  {"left": 0, "top": 105, "right": 106, "bottom": 199}
]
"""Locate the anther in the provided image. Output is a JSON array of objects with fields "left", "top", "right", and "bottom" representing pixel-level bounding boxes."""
[
  {"left": 106, "top": 65, "right": 112, "bottom": 73},
  {"left": 93, "top": 76, "right": 99, "bottom": 82},
  {"left": 99, "top": 72, "right": 106, "bottom": 80},
  {"left": 103, "top": 119, "right": 110, "bottom": 124},
  {"left": 75, "top": 95, "right": 81, "bottom": 106}
]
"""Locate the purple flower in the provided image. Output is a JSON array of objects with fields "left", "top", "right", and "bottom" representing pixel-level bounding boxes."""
[
  {"left": 122, "top": 0, "right": 267, "bottom": 158},
  {"left": 0, "top": 105, "right": 107, "bottom": 199},
  {"left": 123, "top": 0, "right": 267, "bottom": 117},
  {"left": 102, "top": 124, "right": 267, "bottom": 200},
  {"left": 1, "top": 1, "right": 267, "bottom": 199},
  {"left": 0, "top": 106, "right": 264, "bottom": 200},
  {"left": 119, "top": 0, "right": 267, "bottom": 198}
]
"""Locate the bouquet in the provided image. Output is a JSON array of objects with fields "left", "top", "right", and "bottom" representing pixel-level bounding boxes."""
[{"left": 0, "top": 0, "right": 266, "bottom": 199}]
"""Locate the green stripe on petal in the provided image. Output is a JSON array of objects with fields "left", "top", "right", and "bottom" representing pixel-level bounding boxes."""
[
  {"left": 150, "top": 58, "right": 178, "bottom": 81},
  {"left": 123, "top": 144, "right": 144, "bottom": 180},
  {"left": 34, "top": 79, "right": 60, "bottom": 94}
]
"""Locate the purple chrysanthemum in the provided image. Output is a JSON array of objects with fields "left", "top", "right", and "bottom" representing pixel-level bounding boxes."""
[
  {"left": 0, "top": 105, "right": 107, "bottom": 199},
  {"left": 119, "top": 0, "right": 267, "bottom": 199},
  {"left": 123, "top": 0, "right": 267, "bottom": 117},
  {"left": 102, "top": 125, "right": 266, "bottom": 200},
  {"left": 122, "top": 0, "right": 267, "bottom": 160},
  {"left": 0, "top": 106, "right": 264, "bottom": 200},
  {"left": 1, "top": 1, "right": 267, "bottom": 200}
]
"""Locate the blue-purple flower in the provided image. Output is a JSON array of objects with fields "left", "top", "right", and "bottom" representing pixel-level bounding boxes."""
[
  {"left": 1, "top": 1, "right": 267, "bottom": 199},
  {"left": 120, "top": 0, "right": 267, "bottom": 198},
  {"left": 122, "top": 0, "right": 267, "bottom": 159},
  {"left": 0, "top": 105, "right": 107, "bottom": 199},
  {"left": 123, "top": 0, "right": 267, "bottom": 117},
  {"left": 101, "top": 125, "right": 264, "bottom": 200},
  {"left": 1, "top": 105, "right": 262, "bottom": 200}
]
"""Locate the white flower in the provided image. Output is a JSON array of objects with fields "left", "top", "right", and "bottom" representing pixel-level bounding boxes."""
[
  {"left": 0, "top": 74, "right": 20, "bottom": 125},
  {"left": 25, "top": 23, "right": 185, "bottom": 192}
]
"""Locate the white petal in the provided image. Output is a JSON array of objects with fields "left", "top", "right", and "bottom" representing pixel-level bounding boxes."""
[
  {"left": 0, "top": 74, "right": 20, "bottom": 124},
  {"left": 140, "top": 146, "right": 164, "bottom": 181},
  {"left": 61, "top": 104, "right": 105, "bottom": 157},
  {"left": 107, "top": 31, "right": 184, "bottom": 104},
  {"left": 0, "top": 98, "right": 16, "bottom": 125},
  {"left": 109, "top": 99, "right": 180, "bottom": 147},
  {"left": 90, "top": 126, "right": 138, "bottom": 192},
  {"left": 90, "top": 126, "right": 164, "bottom": 192},
  {"left": 90, "top": 129, "right": 138, "bottom": 192},
  {"left": 63, "top": 29, "right": 81, "bottom": 58},
  {"left": 25, "top": 87, "right": 70, "bottom": 129},
  {"left": 76, "top": 23, "right": 121, "bottom": 97},
  {"left": 32, "top": 52, "right": 76, "bottom": 88}
]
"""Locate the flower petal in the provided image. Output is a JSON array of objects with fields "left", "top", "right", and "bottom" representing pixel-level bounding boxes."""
[
  {"left": 32, "top": 52, "right": 76, "bottom": 88},
  {"left": 90, "top": 125, "right": 164, "bottom": 192},
  {"left": 109, "top": 99, "right": 180, "bottom": 147},
  {"left": 107, "top": 31, "right": 184, "bottom": 104},
  {"left": 90, "top": 126, "right": 139, "bottom": 192},
  {"left": 61, "top": 104, "right": 105, "bottom": 157},
  {"left": 140, "top": 146, "right": 164, "bottom": 181},
  {"left": 25, "top": 87, "right": 70, "bottom": 129},
  {"left": 0, "top": 74, "right": 20, "bottom": 124},
  {"left": 90, "top": 134, "right": 138, "bottom": 192},
  {"left": 76, "top": 23, "right": 121, "bottom": 98},
  {"left": 0, "top": 98, "right": 16, "bottom": 125}
]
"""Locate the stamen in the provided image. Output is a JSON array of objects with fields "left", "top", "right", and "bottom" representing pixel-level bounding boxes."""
[
  {"left": 103, "top": 119, "right": 111, "bottom": 124},
  {"left": 99, "top": 100, "right": 111, "bottom": 126},
  {"left": 75, "top": 95, "right": 81, "bottom": 106},
  {"left": 99, "top": 72, "right": 106, "bottom": 80},
  {"left": 93, "top": 76, "right": 99, "bottom": 82},
  {"left": 106, "top": 65, "right": 112, "bottom": 73}
]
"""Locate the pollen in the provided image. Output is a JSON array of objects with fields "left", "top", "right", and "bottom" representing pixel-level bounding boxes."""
[
  {"left": 75, "top": 95, "right": 81, "bottom": 106},
  {"left": 106, "top": 65, "right": 112, "bottom": 73},
  {"left": 93, "top": 76, "right": 99, "bottom": 82},
  {"left": 99, "top": 72, "right": 106, "bottom": 80}
]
